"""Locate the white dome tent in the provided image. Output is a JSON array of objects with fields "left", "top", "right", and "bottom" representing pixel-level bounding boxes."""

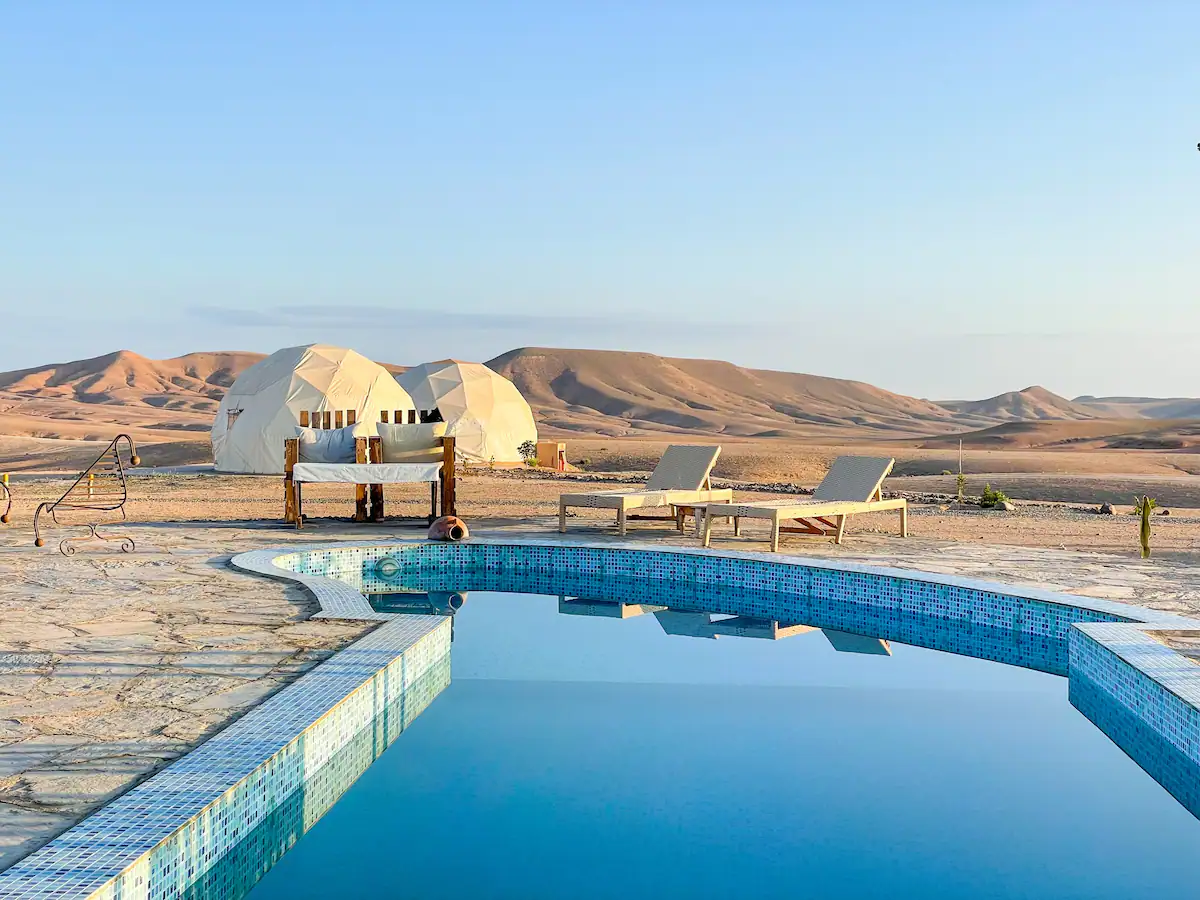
[
  {"left": 396, "top": 360, "right": 538, "bottom": 464},
  {"left": 212, "top": 344, "right": 415, "bottom": 474}
]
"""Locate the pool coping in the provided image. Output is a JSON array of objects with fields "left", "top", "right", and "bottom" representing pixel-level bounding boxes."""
[
  {"left": 0, "top": 613, "right": 452, "bottom": 899},
  {"left": 238, "top": 537, "right": 1200, "bottom": 815},
  {"left": 231, "top": 535, "right": 1200, "bottom": 728},
  {"left": 6, "top": 536, "right": 1200, "bottom": 898}
]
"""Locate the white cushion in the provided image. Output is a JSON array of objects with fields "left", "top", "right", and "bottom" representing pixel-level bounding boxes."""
[
  {"left": 295, "top": 422, "right": 374, "bottom": 464},
  {"left": 378, "top": 422, "right": 448, "bottom": 463}
]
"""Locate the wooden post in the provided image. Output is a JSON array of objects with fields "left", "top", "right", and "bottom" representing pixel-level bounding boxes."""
[
  {"left": 368, "top": 436, "right": 384, "bottom": 521},
  {"left": 322, "top": 411, "right": 332, "bottom": 429},
  {"left": 335, "top": 410, "right": 344, "bottom": 429},
  {"left": 354, "top": 437, "right": 369, "bottom": 522},
  {"left": 380, "top": 410, "right": 389, "bottom": 424},
  {"left": 299, "top": 411, "right": 309, "bottom": 428},
  {"left": 283, "top": 438, "right": 299, "bottom": 524},
  {"left": 408, "top": 409, "right": 416, "bottom": 424},
  {"left": 440, "top": 436, "right": 457, "bottom": 516}
]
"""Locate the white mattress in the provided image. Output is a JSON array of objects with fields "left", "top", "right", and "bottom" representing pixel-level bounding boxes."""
[{"left": 292, "top": 462, "right": 443, "bottom": 484}]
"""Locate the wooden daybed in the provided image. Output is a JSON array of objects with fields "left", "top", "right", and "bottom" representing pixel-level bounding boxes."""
[{"left": 282, "top": 410, "right": 456, "bottom": 528}]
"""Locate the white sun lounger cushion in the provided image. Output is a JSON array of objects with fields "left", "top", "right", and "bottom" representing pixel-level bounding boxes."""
[
  {"left": 292, "top": 462, "right": 443, "bottom": 483},
  {"left": 811, "top": 456, "right": 895, "bottom": 501},
  {"left": 644, "top": 445, "right": 723, "bottom": 491},
  {"left": 558, "top": 488, "right": 731, "bottom": 511}
]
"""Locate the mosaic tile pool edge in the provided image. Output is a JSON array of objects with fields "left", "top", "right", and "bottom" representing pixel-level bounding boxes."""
[
  {"left": 235, "top": 538, "right": 1200, "bottom": 822},
  {"left": 0, "top": 615, "right": 451, "bottom": 900}
]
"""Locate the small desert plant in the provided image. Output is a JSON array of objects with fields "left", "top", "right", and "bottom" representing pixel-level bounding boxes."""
[
  {"left": 941, "top": 469, "right": 953, "bottom": 476},
  {"left": 517, "top": 440, "right": 537, "bottom": 462},
  {"left": 1133, "top": 495, "right": 1157, "bottom": 558},
  {"left": 980, "top": 484, "right": 1009, "bottom": 508},
  {"left": 955, "top": 472, "right": 966, "bottom": 503}
]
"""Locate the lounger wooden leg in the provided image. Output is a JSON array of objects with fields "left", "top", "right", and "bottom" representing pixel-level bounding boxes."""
[
  {"left": 559, "top": 502, "right": 568, "bottom": 533},
  {"left": 734, "top": 516, "right": 741, "bottom": 537},
  {"left": 694, "top": 508, "right": 705, "bottom": 537},
  {"left": 900, "top": 504, "right": 908, "bottom": 537},
  {"left": 702, "top": 510, "right": 714, "bottom": 548},
  {"left": 675, "top": 507, "right": 685, "bottom": 531},
  {"left": 834, "top": 515, "right": 847, "bottom": 545},
  {"left": 770, "top": 517, "right": 780, "bottom": 552},
  {"left": 617, "top": 508, "right": 627, "bottom": 536}
]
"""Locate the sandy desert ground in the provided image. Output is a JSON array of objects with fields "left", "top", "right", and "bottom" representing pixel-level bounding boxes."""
[{"left": 1, "top": 462, "right": 1197, "bottom": 558}]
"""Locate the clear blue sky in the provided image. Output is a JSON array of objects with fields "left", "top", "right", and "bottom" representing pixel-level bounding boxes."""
[{"left": 1, "top": 2, "right": 1196, "bottom": 399}]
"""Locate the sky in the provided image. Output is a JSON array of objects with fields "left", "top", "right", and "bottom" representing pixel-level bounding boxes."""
[{"left": 1, "top": 2, "right": 1197, "bottom": 400}]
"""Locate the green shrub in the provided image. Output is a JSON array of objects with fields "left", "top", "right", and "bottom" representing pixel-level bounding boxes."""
[
  {"left": 956, "top": 472, "right": 966, "bottom": 503},
  {"left": 941, "top": 470, "right": 953, "bottom": 476},
  {"left": 980, "top": 484, "right": 1009, "bottom": 508},
  {"left": 517, "top": 440, "right": 537, "bottom": 462}
]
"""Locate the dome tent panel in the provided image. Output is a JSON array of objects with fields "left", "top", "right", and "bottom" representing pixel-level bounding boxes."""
[
  {"left": 211, "top": 344, "right": 415, "bottom": 474},
  {"left": 396, "top": 360, "right": 537, "bottom": 464}
]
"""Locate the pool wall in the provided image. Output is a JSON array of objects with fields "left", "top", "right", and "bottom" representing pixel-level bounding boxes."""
[
  {"left": 248, "top": 538, "right": 1200, "bottom": 817},
  {"left": 0, "top": 614, "right": 450, "bottom": 900},
  {"left": 7, "top": 537, "right": 1199, "bottom": 899},
  {"left": 1070, "top": 623, "right": 1200, "bottom": 818}
]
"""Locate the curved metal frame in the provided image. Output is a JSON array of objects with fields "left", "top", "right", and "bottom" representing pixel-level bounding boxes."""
[
  {"left": 34, "top": 434, "right": 139, "bottom": 554},
  {"left": 0, "top": 479, "right": 10, "bottom": 524}
]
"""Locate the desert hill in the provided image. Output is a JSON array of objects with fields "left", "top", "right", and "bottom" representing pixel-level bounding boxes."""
[
  {"left": 937, "top": 386, "right": 1097, "bottom": 422},
  {"left": 486, "top": 347, "right": 994, "bottom": 438},
  {"left": 0, "top": 350, "right": 264, "bottom": 409},
  {"left": 0, "top": 351, "right": 265, "bottom": 451},
  {"left": 1072, "top": 396, "right": 1200, "bottom": 420},
  {"left": 0, "top": 345, "right": 1198, "bottom": 471},
  {"left": 920, "top": 418, "right": 1200, "bottom": 452}
]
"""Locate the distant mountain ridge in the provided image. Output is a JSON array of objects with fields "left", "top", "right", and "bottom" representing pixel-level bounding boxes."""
[
  {"left": 486, "top": 347, "right": 993, "bottom": 438},
  {"left": 0, "top": 349, "right": 266, "bottom": 410},
  {"left": 937, "top": 386, "right": 1098, "bottom": 422},
  {"left": 0, "top": 348, "right": 1196, "bottom": 459},
  {"left": 1072, "top": 395, "right": 1200, "bottom": 420}
]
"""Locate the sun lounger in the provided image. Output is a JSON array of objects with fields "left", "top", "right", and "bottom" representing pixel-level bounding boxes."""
[
  {"left": 700, "top": 455, "right": 906, "bottom": 551},
  {"left": 558, "top": 445, "right": 731, "bottom": 535}
]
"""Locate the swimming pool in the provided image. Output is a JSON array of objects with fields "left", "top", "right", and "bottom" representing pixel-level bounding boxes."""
[
  {"left": 238, "top": 571, "right": 1200, "bottom": 899},
  {"left": 6, "top": 539, "right": 1200, "bottom": 899}
]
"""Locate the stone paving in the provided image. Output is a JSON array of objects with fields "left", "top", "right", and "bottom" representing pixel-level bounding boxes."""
[{"left": 1, "top": 514, "right": 1199, "bottom": 870}]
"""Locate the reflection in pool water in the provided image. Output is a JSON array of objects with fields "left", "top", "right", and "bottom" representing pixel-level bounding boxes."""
[{"left": 224, "top": 572, "right": 1200, "bottom": 900}]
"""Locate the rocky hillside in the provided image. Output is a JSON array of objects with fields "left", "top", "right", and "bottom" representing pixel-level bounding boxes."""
[
  {"left": 937, "top": 386, "right": 1098, "bottom": 422},
  {"left": 486, "top": 347, "right": 995, "bottom": 438}
]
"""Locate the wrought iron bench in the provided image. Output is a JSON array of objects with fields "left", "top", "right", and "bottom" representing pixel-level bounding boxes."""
[{"left": 34, "top": 434, "right": 140, "bottom": 555}]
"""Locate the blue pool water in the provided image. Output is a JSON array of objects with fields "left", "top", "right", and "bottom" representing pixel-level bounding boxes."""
[{"left": 229, "top": 581, "right": 1200, "bottom": 900}]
